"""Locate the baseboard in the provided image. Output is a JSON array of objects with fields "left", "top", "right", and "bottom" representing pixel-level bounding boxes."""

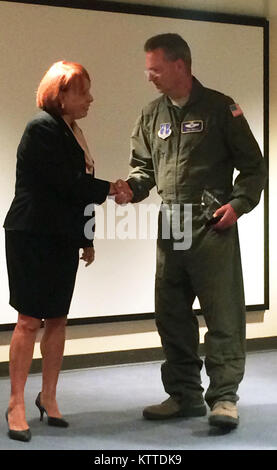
[{"left": 0, "top": 337, "right": 277, "bottom": 378}]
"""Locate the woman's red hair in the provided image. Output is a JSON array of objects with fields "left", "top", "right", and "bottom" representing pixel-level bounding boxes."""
[{"left": 36, "top": 61, "right": 90, "bottom": 115}]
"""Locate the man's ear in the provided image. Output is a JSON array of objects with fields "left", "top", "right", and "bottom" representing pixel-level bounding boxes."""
[{"left": 175, "top": 58, "right": 186, "bottom": 74}]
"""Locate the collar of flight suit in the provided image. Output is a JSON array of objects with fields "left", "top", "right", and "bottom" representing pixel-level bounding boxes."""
[{"left": 165, "top": 76, "right": 205, "bottom": 109}]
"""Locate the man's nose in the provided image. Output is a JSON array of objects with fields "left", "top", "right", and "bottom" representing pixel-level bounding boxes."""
[{"left": 144, "top": 70, "right": 154, "bottom": 81}]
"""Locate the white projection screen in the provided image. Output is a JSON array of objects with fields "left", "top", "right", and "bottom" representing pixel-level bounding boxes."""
[{"left": 0, "top": 1, "right": 269, "bottom": 327}]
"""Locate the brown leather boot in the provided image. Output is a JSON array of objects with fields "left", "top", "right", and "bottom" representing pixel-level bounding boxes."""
[
  {"left": 209, "top": 401, "right": 239, "bottom": 429},
  {"left": 143, "top": 397, "right": 206, "bottom": 420}
]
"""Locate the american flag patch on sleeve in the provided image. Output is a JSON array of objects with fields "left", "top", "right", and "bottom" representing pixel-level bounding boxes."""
[{"left": 230, "top": 103, "right": 243, "bottom": 117}]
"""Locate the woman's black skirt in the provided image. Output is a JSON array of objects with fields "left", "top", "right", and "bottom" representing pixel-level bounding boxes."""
[{"left": 5, "top": 230, "right": 79, "bottom": 319}]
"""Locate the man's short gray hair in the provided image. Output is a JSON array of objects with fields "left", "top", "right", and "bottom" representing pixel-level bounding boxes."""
[{"left": 144, "top": 33, "right": 192, "bottom": 69}]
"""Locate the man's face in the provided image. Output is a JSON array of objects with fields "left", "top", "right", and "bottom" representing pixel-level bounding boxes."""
[{"left": 145, "top": 48, "right": 184, "bottom": 96}]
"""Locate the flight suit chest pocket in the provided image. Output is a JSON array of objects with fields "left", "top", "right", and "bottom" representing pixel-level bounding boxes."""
[
  {"left": 152, "top": 124, "right": 175, "bottom": 188},
  {"left": 179, "top": 119, "right": 209, "bottom": 153}
]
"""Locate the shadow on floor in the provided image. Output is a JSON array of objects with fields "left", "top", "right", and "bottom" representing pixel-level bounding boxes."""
[{"left": 10, "top": 402, "right": 276, "bottom": 450}]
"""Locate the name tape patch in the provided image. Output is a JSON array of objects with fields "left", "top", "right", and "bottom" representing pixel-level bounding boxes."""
[{"left": 181, "top": 120, "right": 204, "bottom": 134}]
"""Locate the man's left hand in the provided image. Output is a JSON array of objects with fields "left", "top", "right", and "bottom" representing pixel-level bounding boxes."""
[{"left": 212, "top": 203, "right": 238, "bottom": 231}]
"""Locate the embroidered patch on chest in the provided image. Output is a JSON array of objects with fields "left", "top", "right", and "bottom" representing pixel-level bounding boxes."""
[
  {"left": 158, "top": 123, "right": 172, "bottom": 139},
  {"left": 181, "top": 120, "right": 204, "bottom": 133}
]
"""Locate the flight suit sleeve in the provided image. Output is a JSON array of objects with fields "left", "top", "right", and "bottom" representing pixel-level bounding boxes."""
[
  {"left": 222, "top": 98, "right": 267, "bottom": 217},
  {"left": 126, "top": 113, "right": 156, "bottom": 203}
]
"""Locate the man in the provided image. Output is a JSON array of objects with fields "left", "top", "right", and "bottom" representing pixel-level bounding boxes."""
[{"left": 116, "top": 33, "right": 267, "bottom": 429}]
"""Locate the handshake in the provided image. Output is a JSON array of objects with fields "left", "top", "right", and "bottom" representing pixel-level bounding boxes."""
[{"left": 109, "top": 179, "right": 133, "bottom": 204}]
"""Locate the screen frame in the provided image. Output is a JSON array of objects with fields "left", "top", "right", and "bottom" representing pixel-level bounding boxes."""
[{"left": 0, "top": 0, "right": 269, "bottom": 331}]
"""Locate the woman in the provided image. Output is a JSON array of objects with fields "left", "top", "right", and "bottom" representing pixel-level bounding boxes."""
[{"left": 4, "top": 61, "right": 116, "bottom": 442}]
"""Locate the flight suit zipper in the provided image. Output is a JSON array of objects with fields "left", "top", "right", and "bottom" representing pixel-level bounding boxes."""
[{"left": 174, "top": 105, "right": 189, "bottom": 203}]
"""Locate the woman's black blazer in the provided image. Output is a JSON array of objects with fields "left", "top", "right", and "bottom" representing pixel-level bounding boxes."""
[{"left": 4, "top": 110, "right": 110, "bottom": 247}]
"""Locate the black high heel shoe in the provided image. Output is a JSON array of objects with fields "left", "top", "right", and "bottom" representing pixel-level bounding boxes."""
[
  {"left": 35, "top": 392, "right": 69, "bottom": 427},
  {"left": 5, "top": 409, "right": 32, "bottom": 442}
]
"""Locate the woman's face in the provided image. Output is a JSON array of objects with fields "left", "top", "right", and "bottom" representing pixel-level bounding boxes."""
[{"left": 61, "top": 78, "right": 93, "bottom": 123}]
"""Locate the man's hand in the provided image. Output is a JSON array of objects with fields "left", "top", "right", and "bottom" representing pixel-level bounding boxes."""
[
  {"left": 212, "top": 203, "right": 238, "bottom": 230},
  {"left": 80, "top": 247, "right": 95, "bottom": 267},
  {"left": 113, "top": 179, "right": 133, "bottom": 204}
]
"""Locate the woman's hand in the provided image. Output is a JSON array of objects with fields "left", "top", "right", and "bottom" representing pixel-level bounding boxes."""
[
  {"left": 109, "top": 182, "right": 117, "bottom": 195},
  {"left": 80, "top": 247, "right": 95, "bottom": 267}
]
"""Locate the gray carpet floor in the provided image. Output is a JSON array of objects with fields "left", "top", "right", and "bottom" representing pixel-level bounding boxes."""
[{"left": 0, "top": 349, "right": 276, "bottom": 451}]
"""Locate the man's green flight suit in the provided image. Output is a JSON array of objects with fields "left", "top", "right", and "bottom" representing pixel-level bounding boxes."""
[{"left": 127, "top": 77, "right": 267, "bottom": 408}]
